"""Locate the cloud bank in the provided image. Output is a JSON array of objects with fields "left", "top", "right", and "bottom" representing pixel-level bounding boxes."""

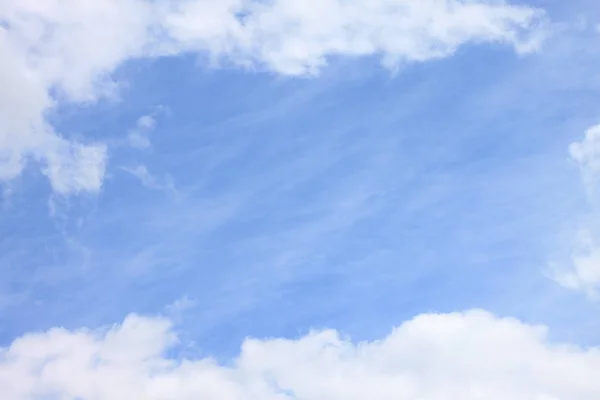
[
  {"left": 0, "top": 310, "right": 598, "bottom": 400},
  {"left": 0, "top": 0, "right": 547, "bottom": 194}
]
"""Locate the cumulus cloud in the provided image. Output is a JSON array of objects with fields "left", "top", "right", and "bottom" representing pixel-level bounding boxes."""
[
  {"left": 0, "top": 0, "right": 546, "bottom": 194},
  {"left": 0, "top": 310, "right": 598, "bottom": 399}
]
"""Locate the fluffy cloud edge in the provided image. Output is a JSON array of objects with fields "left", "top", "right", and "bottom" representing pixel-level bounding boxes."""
[
  {"left": 1, "top": 309, "right": 599, "bottom": 400},
  {"left": 0, "top": 0, "right": 549, "bottom": 195}
]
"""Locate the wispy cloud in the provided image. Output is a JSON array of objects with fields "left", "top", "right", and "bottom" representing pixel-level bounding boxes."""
[
  {"left": 0, "top": 0, "right": 547, "bottom": 194},
  {"left": 127, "top": 115, "right": 155, "bottom": 150},
  {"left": 551, "top": 229, "right": 600, "bottom": 299},
  {"left": 165, "top": 295, "right": 197, "bottom": 321},
  {"left": 549, "top": 123, "right": 600, "bottom": 299},
  {"left": 126, "top": 107, "right": 170, "bottom": 150},
  {"left": 121, "top": 165, "right": 177, "bottom": 195},
  {"left": 570, "top": 124, "right": 600, "bottom": 195}
]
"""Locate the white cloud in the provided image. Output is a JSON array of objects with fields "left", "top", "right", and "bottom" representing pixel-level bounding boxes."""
[
  {"left": 569, "top": 123, "right": 600, "bottom": 194},
  {"left": 137, "top": 115, "right": 157, "bottom": 131},
  {"left": 165, "top": 296, "right": 196, "bottom": 314},
  {"left": 128, "top": 131, "right": 152, "bottom": 151},
  {"left": 164, "top": 296, "right": 197, "bottom": 321},
  {"left": 127, "top": 115, "right": 156, "bottom": 150},
  {"left": 551, "top": 124, "right": 600, "bottom": 298},
  {"left": 122, "top": 164, "right": 176, "bottom": 193},
  {"left": 0, "top": 310, "right": 598, "bottom": 399},
  {"left": 551, "top": 229, "right": 600, "bottom": 299},
  {"left": 42, "top": 139, "right": 108, "bottom": 195},
  {"left": 162, "top": 0, "right": 547, "bottom": 74},
  {"left": 0, "top": 0, "right": 547, "bottom": 194},
  {"left": 0, "top": 26, "right": 107, "bottom": 194}
]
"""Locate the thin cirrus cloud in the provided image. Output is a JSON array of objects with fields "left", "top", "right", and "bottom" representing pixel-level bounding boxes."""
[
  {"left": 0, "top": 310, "right": 598, "bottom": 399},
  {"left": 0, "top": 0, "right": 547, "bottom": 195}
]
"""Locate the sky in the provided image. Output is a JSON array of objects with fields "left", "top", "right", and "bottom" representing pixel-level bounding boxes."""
[{"left": 1, "top": 0, "right": 600, "bottom": 398}]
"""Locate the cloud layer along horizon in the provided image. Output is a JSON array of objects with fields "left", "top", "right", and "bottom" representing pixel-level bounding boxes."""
[{"left": 1, "top": 310, "right": 599, "bottom": 400}]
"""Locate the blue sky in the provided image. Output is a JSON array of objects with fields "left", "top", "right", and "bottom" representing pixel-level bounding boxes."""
[{"left": 2, "top": 0, "right": 600, "bottom": 398}]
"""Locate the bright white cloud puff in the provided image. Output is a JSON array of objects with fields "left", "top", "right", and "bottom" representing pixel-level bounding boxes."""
[
  {"left": 0, "top": 0, "right": 547, "bottom": 194},
  {"left": 0, "top": 310, "right": 598, "bottom": 400}
]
